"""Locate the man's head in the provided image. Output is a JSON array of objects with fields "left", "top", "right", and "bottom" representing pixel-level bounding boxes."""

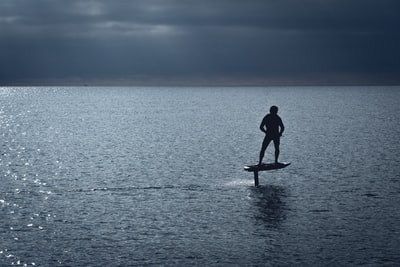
[{"left": 270, "top": 105, "right": 278, "bottom": 114}]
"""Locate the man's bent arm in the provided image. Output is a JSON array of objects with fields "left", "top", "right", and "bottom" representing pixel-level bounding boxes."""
[
  {"left": 279, "top": 122, "right": 285, "bottom": 136},
  {"left": 260, "top": 120, "right": 267, "bottom": 134}
]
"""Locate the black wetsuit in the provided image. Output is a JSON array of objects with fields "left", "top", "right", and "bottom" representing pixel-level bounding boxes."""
[{"left": 259, "top": 113, "right": 284, "bottom": 164}]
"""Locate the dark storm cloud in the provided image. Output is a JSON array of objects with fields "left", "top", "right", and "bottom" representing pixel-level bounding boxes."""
[{"left": 1, "top": 0, "right": 400, "bottom": 84}]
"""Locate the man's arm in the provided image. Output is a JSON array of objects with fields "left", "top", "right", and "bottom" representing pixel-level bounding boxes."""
[
  {"left": 259, "top": 117, "right": 267, "bottom": 134},
  {"left": 279, "top": 119, "right": 285, "bottom": 136}
]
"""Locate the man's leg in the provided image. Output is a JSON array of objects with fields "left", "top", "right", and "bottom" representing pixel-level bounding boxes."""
[
  {"left": 273, "top": 137, "right": 280, "bottom": 163},
  {"left": 259, "top": 137, "right": 271, "bottom": 165}
]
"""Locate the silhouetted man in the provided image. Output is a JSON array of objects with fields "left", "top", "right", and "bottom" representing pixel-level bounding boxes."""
[{"left": 259, "top": 105, "right": 284, "bottom": 165}]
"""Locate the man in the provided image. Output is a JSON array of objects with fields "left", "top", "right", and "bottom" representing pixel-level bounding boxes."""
[{"left": 259, "top": 105, "right": 284, "bottom": 165}]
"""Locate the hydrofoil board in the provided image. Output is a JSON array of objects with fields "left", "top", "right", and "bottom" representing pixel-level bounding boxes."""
[{"left": 244, "top": 162, "right": 291, "bottom": 172}]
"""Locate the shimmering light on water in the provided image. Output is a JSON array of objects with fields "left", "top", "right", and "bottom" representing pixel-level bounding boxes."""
[{"left": 1, "top": 86, "right": 400, "bottom": 266}]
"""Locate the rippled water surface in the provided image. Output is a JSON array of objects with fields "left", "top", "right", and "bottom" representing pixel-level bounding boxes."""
[{"left": 1, "top": 86, "right": 400, "bottom": 266}]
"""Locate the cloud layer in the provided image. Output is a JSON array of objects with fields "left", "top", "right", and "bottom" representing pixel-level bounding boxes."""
[{"left": 1, "top": 0, "right": 400, "bottom": 85}]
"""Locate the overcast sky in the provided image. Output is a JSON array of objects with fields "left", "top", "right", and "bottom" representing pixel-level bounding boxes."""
[{"left": 1, "top": 0, "right": 399, "bottom": 85}]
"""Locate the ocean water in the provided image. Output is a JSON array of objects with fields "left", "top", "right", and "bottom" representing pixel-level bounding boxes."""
[{"left": 1, "top": 86, "right": 399, "bottom": 266}]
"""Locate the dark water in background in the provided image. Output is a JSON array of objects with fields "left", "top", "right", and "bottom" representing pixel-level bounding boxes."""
[{"left": 1, "top": 86, "right": 399, "bottom": 266}]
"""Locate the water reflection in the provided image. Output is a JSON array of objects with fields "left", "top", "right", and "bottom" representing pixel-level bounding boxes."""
[{"left": 249, "top": 185, "right": 287, "bottom": 229}]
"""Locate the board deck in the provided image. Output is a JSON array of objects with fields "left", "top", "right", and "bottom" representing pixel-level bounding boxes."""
[{"left": 244, "top": 162, "right": 291, "bottom": 172}]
